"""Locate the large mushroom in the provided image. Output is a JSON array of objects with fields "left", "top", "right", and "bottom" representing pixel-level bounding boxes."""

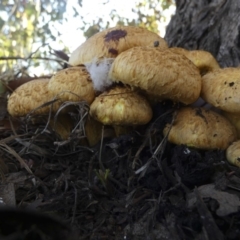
[
  {"left": 69, "top": 26, "right": 168, "bottom": 92},
  {"left": 163, "top": 107, "right": 237, "bottom": 150},
  {"left": 109, "top": 47, "right": 202, "bottom": 105},
  {"left": 69, "top": 26, "right": 168, "bottom": 66}
]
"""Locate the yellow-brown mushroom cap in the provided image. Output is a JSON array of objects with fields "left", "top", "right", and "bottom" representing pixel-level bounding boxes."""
[
  {"left": 226, "top": 141, "right": 240, "bottom": 167},
  {"left": 7, "top": 79, "right": 61, "bottom": 117},
  {"left": 222, "top": 111, "right": 240, "bottom": 138},
  {"left": 201, "top": 68, "right": 240, "bottom": 113},
  {"left": 48, "top": 66, "right": 95, "bottom": 104},
  {"left": 163, "top": 107, "right": 237, "bottom": 150},
  {"left": 69, "top": 26, "right": 168, "bottom": 66},
  {"left": 109, "top": 47, "right": 202, "bottom": 105},
  {"left": 170, "top": 47, "right": 220, "bottom": 75},
  {"left": 90, "top": 85, "right": 153, "bottom": 126}
]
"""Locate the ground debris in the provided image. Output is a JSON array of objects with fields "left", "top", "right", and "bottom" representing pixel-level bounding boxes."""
[
  {"left": 187, "top": 184, "right": 240, "bottom": 217},
  {"left": 1, "top": 101, "right": 240, "bottom": 239}
]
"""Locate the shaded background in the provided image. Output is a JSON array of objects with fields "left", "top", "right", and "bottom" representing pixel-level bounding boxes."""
[{"left": 0, "top": 0, "right": 175, "bottom": 79}]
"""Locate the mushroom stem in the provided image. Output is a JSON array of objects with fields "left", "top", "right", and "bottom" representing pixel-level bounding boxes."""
[
  {"left": 50, "top": 114, "right": 73, "bottom": 140},
  {"left": 113, "top": 125, "right": 132, "bottom": 137},
  {"left": 28, "top": 114, "right": 73, "bottom": 140},
  {"left": 84, "top": 115, "right": 103, "bottom": 146}
]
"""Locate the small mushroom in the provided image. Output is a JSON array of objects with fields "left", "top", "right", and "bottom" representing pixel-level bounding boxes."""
[
  {"left": 109, "top": 47, "right": 202, "bottom": 105},
  {"left": 170, "top": 47, "right": 220, "bottom": 75},
  {"left": 163, "top": 107, "right": 237, "bottom": 150},
  {"left": 226, "top": 141, "right": 240, "bottom": 167},
  {"left": 7, "top": 79, "right": 61, "bottom": 117},
  {"left": 48, "top": 66, "right": 95, "bottom": 104},
  {"left": 201, "top": 68, "right": 240, "bottom": 114},
  {"left": 90, "top": 85, "right": 152, "bottom": 136},
  {"left": 69, "top": 26, "right": 168, "bottom": 66}
]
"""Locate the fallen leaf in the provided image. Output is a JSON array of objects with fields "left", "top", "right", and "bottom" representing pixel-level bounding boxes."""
[
  {"left": 0, "top": 183, "right": 16, "bottom": 206},
  {"left": 187, "top": 184, "right": 240, "bottom": 216}
]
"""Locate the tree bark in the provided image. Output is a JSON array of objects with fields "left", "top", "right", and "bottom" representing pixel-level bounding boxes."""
[{"left": 165, "top": 0, "right": 240, "bottom": 67}]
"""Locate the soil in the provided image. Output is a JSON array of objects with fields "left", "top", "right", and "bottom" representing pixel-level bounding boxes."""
[{"left": 1, "top": 101, "right": 240, "bottom": 240}]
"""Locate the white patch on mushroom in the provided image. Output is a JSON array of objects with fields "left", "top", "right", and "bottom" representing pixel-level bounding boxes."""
[{"left": 85, "top": 58, "right": 115, "bottom": 92}]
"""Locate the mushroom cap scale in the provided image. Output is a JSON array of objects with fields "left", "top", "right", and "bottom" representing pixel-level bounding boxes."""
[
  {"left": 69, "top": 26, "right": 168, "bottom": 66},
  {"left": 163, "top": 107, "right": 237, "bottom": 150},
  {"left": 7, "top": 79, "right": 61, "bottom": 117},
  {"left": 48, "top": 66, "right": 95, "bottom": 104},
  {"left": 201, "top": 68, "right": 240, "bottom": 113},
  {"left": 109, "top": 47, "right": 202, "bottom": 105},
  {"left": 90, "top": 86, "right": 152, "bottom": 126}
]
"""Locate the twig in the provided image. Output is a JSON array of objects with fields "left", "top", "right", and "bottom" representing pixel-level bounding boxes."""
[
  {"left": 0, "top": 56, "right": 68, "bottom": 64},
  {"left": 0, "top": 142, "right": 33, "bottom": 175},
  {"left": 135, "top": 111, "right": 177, "bottom": 177},
  {"left": 0, "top": 134, "right": 26, "bottom": 144},
  {"left": 71, "top": 184, "right": 78, "bottom": 224},
  {"left": 132, "top": 109, "right": 174, "bottom": 169},
  {"left": 98, "top": 125, "right": 105, "bottom": 171}
]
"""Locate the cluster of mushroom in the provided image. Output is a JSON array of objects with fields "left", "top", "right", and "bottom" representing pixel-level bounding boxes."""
[{"left": 6, "top": 25, "right": 240, "bottom": 167}]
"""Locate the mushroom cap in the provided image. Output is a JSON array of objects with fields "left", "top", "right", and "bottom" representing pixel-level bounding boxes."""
[
  {"left": 7, "top": 79, "right": 61, "bottom": 117},
  {"left": 222, "top": 111, "right": 240, "bottom": 138},
  {"left": 69, "top": 26, "right": 168, "bottom": 66},
  {"left": 170, "top": 48, "right": 220, "bottom": 75},
  {"left": 48, "top": 66, "right": 95, "bottom": 104},
  {"left": 109, "top": 47, "right": 202, "bottom": 105},
  {"left": 226, "top": 140, "right": 240, "bottom": 167},
  {"left": 201, "top": 68, "right": 240, "bottom": 113},
  {"left": 163, "top": 107, "right": 237, "bottom": 150},
  {"left": 90, "top": 85, "right": 153, "bottom": 126}
]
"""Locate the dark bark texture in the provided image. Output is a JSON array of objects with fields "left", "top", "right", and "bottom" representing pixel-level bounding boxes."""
[{"left": 165, "top": 0, "right": 240, "bottom": 67}]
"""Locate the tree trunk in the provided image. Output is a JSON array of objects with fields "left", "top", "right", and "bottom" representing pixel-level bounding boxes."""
[{"left": 165, "top": 0, "right": 240, "bottom": 67}]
